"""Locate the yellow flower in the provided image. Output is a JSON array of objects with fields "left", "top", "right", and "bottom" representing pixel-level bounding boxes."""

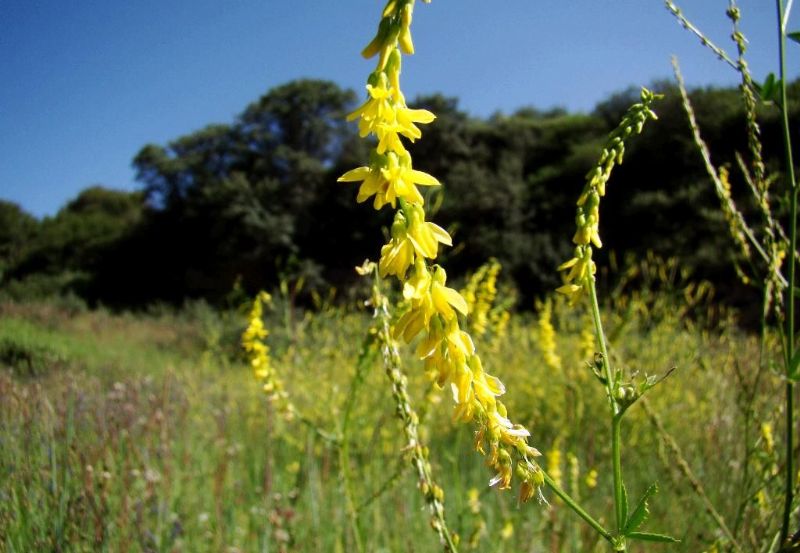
[
  {"left": 345, "top": 58, "right": 435, "bottom": 157},
  {"left": 338, "top": 151, "right": 439, "bottom": 210},
  {"left": 556, "top": 247, "right": 595, "bottom": 302},
  {"left": 378, "top": 230, "right": 414, "bottom": 279},
  {"left": 394, "top": 266, "right": 468, "bottom": 343},
  {"left": 406, "top": 204, "right": 452, "bottom": 259},
  {"left": 347, "top": 75, "right": 395, "bottom": 138},
  {"left": 489, "top": 449, "right": 513, "bottom": 490},
  {"left": 431, "top": 272, "right": 468, "bottom": 320}
]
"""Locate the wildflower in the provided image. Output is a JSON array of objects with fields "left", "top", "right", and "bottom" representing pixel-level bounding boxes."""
[
  {"left": 347, "top": 73, "right": 395, "bottom": 138},
  {"left": 536, "top": 299, "right": 561, "bottom": 371},
  {"left": 406, "top": 204, "right": 452, "bottom": 259},
  {"left": 242, "top": 291, "right": 293, "bottom": 417},
  {"left": 546, "top": 443, "right": 563, "bottom": 488},
  {"left": 342, "top": 0, "right": 541, "bottom": 503},
  {"left": 761, "top": 422, "right": 774, "bottom": 455},
  {"left": 557, "top": 88, "right": 659, "bottom": 301},
  {"left": 354, "top": 151, "right": 441, "bottom": 209}
]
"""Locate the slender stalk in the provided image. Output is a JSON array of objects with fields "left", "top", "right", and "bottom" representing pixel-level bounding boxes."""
[
  {"left": 611, "top": 415, "right": 624, "bottom": 533},
  {"left": 338, "top": 438, "right": 363, "bottom": 553},
  {"left": 588, "top": 277, "right": 625, "bottom": 545},
  {"left": 338, "top": 336, "right": 375, "bottom": 553},
  {"left": 777, "top": 0, "right": 798, "bottom": 543},
  {"left": 543, "top": 471, "right": 613, "bottom": 544},
  {"left": 588, "top": 277, "right": 616, "bottom": 410}
]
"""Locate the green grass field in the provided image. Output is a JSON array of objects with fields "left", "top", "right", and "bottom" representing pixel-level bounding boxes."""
[{"left": 0, "top": 281, "right": 784, "bottom": 552}]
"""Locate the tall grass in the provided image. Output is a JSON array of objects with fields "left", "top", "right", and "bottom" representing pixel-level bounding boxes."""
[{"left": 0, "top": 261, "right": 781, "bottom": 552}]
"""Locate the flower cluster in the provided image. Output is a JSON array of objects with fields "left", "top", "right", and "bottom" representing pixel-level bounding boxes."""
[
  {"left": 462, "top": 258, "right": 500, "bottom": 337},
  {"left": 557, "top": 88, "right": 660, "bottom": 303},
  {"left": 340, "top": 0, "right": 543, "bottom": 501},
  {"left": 536, "top": 298, "right": 562, "bottom": 372},
  {"left": 358, "top": 260, "right": 458, "bottom": 551},
  {"left": 242, "top": 291, "right": 293, "bottom": 417}
]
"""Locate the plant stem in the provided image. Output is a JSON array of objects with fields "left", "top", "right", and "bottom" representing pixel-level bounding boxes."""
[
  {"left": 588, "top": 277, "right": 616, "bottom": 410},
  {"left": 543, "top": 471, "right": 614, "bottom": 544},
  {"left": 588, "top": 277, "right": 626, "bottom": 546},
  {"left": 338, "top": 336, "right": 375, "bottom": 553},
  {"left": 777, "top": 0, "right": 798, "bottom": 543},
  {"left": 611, "top": 414, "right": 624, "bottom": 533}
]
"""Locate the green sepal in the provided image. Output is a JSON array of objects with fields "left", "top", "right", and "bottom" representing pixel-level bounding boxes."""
[
  {"left": 788, "top": 31, "right": 800, "bottom": 45},
  {"left": 623, "top": 483, "right": 657, "bottom": 534},
  {"left": 626, "top": 531, "right": 680, "bottom": 543}
]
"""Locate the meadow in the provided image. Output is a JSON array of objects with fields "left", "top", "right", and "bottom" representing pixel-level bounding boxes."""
[
  {"left": 2, "top": 1, "right": 798, "bottom": 552},
  {"left": 0, "top": 259, "right": 785, "bottom": 551}
]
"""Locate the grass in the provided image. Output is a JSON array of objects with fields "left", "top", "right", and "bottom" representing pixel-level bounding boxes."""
[{"left": 0, "top": 281, "right": 784, "bottom": 552}]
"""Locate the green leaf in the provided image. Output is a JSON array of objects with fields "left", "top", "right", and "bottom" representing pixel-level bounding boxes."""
[
  {"left": 789, "top": 31, "right": 800, "bottom": 45},
  {"left": 623, "top": 483, "right": 658, "bottom": 534},
  {"left": 627, "top": 531, "right": 680, "bottom": 543},
  {"left": 789, "top": 348, "right": 800, "bottom": 379},
  {"left": 758, "top": 73, "right": 780, "bottom": 103}
]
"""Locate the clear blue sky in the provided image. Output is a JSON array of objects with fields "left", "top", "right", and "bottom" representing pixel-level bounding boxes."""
[{"left": 2, "top": 0, "right": 797, "bottom": 218}]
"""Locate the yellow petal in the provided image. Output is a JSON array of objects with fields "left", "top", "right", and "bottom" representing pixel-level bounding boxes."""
[
  {"left": 427, "top": 222, "right": 452, "bottom": 246},
  {"left": 410, "top": 169, "right": 440, "bottom": 187},
  {"left": 437, "top": 285, "right": 468, "bottom": 316},
  {"left": 338, "top": 166, "right": 370, "bottom": 182}
]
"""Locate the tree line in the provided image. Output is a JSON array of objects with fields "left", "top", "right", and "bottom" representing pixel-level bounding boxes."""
[{"left": 1, "top": 78, "right": 798, "bottom": 310}]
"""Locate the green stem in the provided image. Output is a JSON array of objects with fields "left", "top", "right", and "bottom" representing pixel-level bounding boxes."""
[
  {"left": 777, "top": 0, "right": 798, "bottom": 543},
  {"left": 588, "top": 274, "right": 616, "bottom": 410},
  {"left": 338, "top": 430, "right": 363, "bottom": 553},
  {"left": 612, "top": 414, "right": 624, "bottom": 533},
  {"left": 588, "top": 276, "right": 625, "bottom": 545},
  {"left": 338, "top": 336, "right": 375, "bottom": 553},
  {"left": 543, "top": 471, "right": 614, "bottom": 544}
]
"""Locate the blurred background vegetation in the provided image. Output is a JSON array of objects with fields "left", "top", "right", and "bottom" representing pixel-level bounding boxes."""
[{"left": 1, "top": 78, "right": 798, "bottom": 315}]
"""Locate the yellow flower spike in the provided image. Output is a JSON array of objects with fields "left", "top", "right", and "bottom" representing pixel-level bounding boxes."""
[
  {"left": 346, "top": 0, "right": 546, "bottom": 502},
  {"left": 537, "top": 299, "right": 562, "bottom": 371},
  {"left": 558, "top": 88, "right": 660, "bottom": 300},
  {"left": 547, "top": 443, "right": 563, "bottom": 488}
]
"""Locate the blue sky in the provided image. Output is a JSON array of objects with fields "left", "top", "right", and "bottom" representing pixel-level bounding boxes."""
[{"left": 2, "top": 0, "right": 797, "bottom": 218}]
